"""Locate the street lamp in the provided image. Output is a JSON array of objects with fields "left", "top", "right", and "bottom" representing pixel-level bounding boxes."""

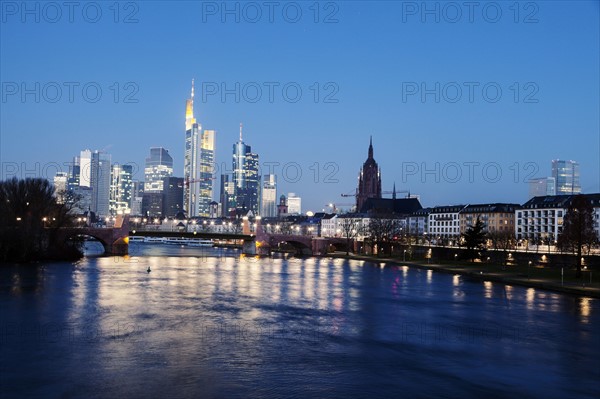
[{"left": 403, "top": 249, "right": 406, "bottom": 262}]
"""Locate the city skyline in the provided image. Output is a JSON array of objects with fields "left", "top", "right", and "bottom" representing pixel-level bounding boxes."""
[{"left": 1, "top": 2, "right": 598, "bottom": 211}]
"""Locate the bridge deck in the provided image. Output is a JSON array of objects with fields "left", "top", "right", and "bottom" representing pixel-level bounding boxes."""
[{"left": 129, "top": 230, "right": 253, "bottom": 240}]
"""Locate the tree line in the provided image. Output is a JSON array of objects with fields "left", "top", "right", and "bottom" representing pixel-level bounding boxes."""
[{"left": 0, "top": 177, "right": 82, "bottom": 262}]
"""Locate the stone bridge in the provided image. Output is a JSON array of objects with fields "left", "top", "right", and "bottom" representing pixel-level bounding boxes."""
[
  {"left": 56, "top": 215, "right": 130, "bottom": 255},
  {"left": 60, "top": 214, "right": 347, "bottom": 257},
  {"left": 244, "top": 217, "right": 349, "bottom": 256}
]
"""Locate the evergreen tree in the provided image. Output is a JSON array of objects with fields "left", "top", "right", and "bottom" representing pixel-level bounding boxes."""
[{"left": 461, "top": 216, "right": 487, "bottom": 262}]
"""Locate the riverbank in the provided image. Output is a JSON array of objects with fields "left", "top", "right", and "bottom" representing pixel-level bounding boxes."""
[{"left": 331, "top": 253, "right": 600, "bottom": 298}]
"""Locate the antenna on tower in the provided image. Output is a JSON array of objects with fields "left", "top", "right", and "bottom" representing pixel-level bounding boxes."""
[
  {"left": 191, "top": 79, "right": 195, "bottom": 99},
  {"left": 239, "top": 123, "right": 243, "bottom": 141}
]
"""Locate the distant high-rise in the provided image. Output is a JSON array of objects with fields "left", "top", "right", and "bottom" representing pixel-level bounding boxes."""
[
  {"left": 142, "top": 192, "right": 164, "bottom": 218},
  {"left": 261, "top": 174, "right": 277, "bottom": 217},
  {"left": 53, "top": 172, "right": 68, "bottom": 203},
  {"left": 79, "top": 149, "right": 111, "bottom": 217},
  {"left": 552, "top": 160, "right": 581, "bottom": 194},
  {"left": 232, "top": 124, "right": 260, "bottom": 215},
  {"left": 528, "top": 177, "right": 556, "bottom": 198},
  {"left": 183, "top": 79, "right": 215, "bottom": 217},
  {"left": 68, "top": 157, "right": 80, "bottom": 191},
  {"left": 287, "top": 192, "right": 302, "bottom": 215},
  {"left": 109, "top": 164, "right": 133, "bottom": 215},
  {"left": 356, "top": 137, "right": 382, "bottom": 212},
  {"left": 163, "top": 177, "right": 184, "bottom": 217},
  {"left": 219, "top": 174, "right": 235, "bottom": 218},
  {"left": 96, "top": 152, "right": 112, "bottom": 217},
  {"left": 145, "top": 147, "right": 173, "bottom": 192}
]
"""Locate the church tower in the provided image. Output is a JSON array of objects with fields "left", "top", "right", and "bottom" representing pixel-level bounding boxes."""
[{"left": 356, "top": 136, "right": 382, "bottom": 212}]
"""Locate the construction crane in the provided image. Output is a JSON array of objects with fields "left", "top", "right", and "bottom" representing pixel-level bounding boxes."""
[{"left": 341, "top": 189, "right": 411, "bottom": 198}]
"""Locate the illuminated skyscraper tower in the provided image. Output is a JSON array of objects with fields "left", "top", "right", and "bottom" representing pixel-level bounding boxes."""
[
  {"left": 232, "top": 124, "right": 260, "bottom": 215},
  {"left": 184, "top": 79, "right": 216, "bottom": 217}
]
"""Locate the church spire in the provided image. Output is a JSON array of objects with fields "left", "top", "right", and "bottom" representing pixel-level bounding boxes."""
[{"left": 368, "top": 136, "right": 373, "bottom": 159}]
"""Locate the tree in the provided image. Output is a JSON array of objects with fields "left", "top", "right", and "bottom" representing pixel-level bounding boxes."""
[
  {"left": 557, "top": 195, "right": 598, "bottom": 277},
  {"left": 461, "top": 216, "right": 487, "bottom": 262},
  {"left": 0, "top": 177, "right": 79, "bottom": 262},
  {"left": 488, "top": 230, "right": 516, "bottom": 267},
  {"left": 338, "top": 216, "right": 361, "bottom": 256},
  {"left": 367, "top": 212, "right": 401, "bottom": 256}
]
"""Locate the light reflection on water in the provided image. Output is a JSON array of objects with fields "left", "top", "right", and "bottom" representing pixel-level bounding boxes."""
[{"left": 0, "top": 243, "right": 598, "bottom": 399}]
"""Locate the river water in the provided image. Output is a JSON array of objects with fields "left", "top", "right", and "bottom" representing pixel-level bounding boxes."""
[{"left": 0, "top": 243, "right": 598, "bottom": 398}]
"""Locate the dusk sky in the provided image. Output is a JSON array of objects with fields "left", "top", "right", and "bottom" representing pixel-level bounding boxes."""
[{"left": 1, "top": 1, "right": 598, "bottom": 211}]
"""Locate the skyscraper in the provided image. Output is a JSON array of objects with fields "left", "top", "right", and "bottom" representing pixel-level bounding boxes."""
[
  {"left": 96, "top": 152, "right": 112, "bottom": 217},
  {"left": 528, "top": 177, "right": 556, "bottom": 198},
  {"left": 183, "top": 80, "right": 215, "bottom": 217},
  {"left": 68, "top": 157, "right": 80, "bottom": 192},
  {"left": 356, "top": 137, "right": 382, "bottom": 212},
  {"left": 232, "top": 124, "right": 260, "bottom": 215},
  {"left": 198, "top": 130, "right": 216, "bottom": 216},
  {"left": 287, "top": 192, "right": 302, "bottom": 215},
  {"left": 109, "top": 164, "right": 133, "bottom": 215},
  {"left": 53, "top": 172, "right": 68, "bottom": 203},
  {"left": 163, "top": 177, "right": 184, "bottom": 217},
  {"left": 261, "top": 174, "right": 277, "bottom": 217},
  {"left": 79, "top": 149, "right": 111, "bottom": 217},
  {"left": 145, "top": 147, "right": 173, "bottom": 192},
  {"left": 552, "top": 160, "right": 581, "bottom": 194},
  {"left": 219, "top": 174, "right": 235, "bottom": 218}
]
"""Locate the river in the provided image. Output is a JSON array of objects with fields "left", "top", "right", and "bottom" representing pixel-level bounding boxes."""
[{"left": 0, "top": 243, "right": 598, "bottom": 398}]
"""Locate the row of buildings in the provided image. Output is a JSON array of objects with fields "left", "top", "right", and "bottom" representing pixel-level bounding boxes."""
[
  {"left": 321, "top": 196, "right": 600, "bottom": 247},
  {"left": 316, "top": 140, "right": 598, "bottom": 246}
]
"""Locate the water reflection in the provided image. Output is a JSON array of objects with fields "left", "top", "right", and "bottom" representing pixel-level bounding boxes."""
[
  {"left": 484, "top": 281, "right": 493, "bottom": 299},
  {"left": 0, "top": 246, "right": 598, "bottom": 399},
  {"left": 579, "top": 297, "right": 591, "bottom": 321},
  {"left": 526, "top": 288, "right": 536, "bottom": 310},
  {"left": 453, "top": 274, "right": 460, "bottom": 287}
]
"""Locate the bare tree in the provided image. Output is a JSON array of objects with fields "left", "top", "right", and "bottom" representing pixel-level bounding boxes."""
[
  {"left": 488, "top": 230, "right": 516, "bottom": 267},
  {"left": 367, "top": 212, "right": 401, "bottom": 256},
  {"left": 0, "top": 177, "right": 79, "bottom": 261},
  {"left": 338, "top": 217, "right": 360, "bottom": 255},
  {"left": 557, "top": 195, "right": 598, "bottom": 277}
]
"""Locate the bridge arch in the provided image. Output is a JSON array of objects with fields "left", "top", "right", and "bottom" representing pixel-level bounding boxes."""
[
  {"left": 63, "top": 233, "right": 111, "bottom": 254},
  {"left": 56, "top": 228, "right": 129, "bottom": 256},
  {"left": 274, "top": 239, "right": 312, "bottom": 256}
]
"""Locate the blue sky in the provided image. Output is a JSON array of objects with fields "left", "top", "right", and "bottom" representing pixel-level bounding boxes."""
[{"left": 1, "top": 1, "right": 598, "bottom": 212}]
